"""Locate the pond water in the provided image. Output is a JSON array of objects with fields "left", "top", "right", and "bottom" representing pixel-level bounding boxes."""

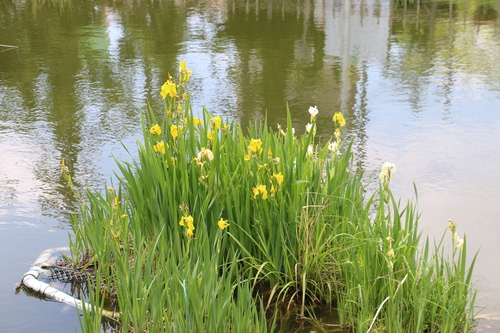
[{"left": 1, "top": 0, "right": 500, "bottom": 332}]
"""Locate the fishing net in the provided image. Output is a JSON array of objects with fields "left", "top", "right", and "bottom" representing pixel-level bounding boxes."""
[{"left": 42, "top": 256, "right": 93, "bottom": 283}]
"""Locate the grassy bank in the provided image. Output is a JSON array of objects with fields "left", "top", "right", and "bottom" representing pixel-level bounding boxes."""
[{"left": 65, "top": 62, "right": 477, "bottom": 332}]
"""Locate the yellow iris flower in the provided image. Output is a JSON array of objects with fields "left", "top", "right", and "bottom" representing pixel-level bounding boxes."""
[
  {"left": 273, "top": 173, "right": 284, "bottom": 185},
  {"left": 180, "top": 60, "right": 188, "bottom": 72},
  {"left": 211, "top": 116, "right": 222, "bottom": 129},
  {"left": 179, "top": 60, "right": 193, "bottom": 82},
  {"left": 248, "top": 138, "right": 263, "bottom": 154},
  {"left": 179, "top": 215, "right": 195, "bottom": 239},
  {"left": 332, "top": 112, "right": 346, "bottom": 127},
  {"left": 166, "top": 157, "right": 176, "bottom": 168},
  {"left": 193, "top": 118, "right": 202, "bottom": 126},
  {"left": 270, "top": 184, "right": 276, "bottom": 196},
  {"left": 217, "top": 218, "right": 230, "bottom": 230},
  {"left": 150, "top": 124, "right": 162, "bottom": 135},
  {"left": 181, "top": 117, "right": 202, "bottom": 126},
  {"left": 207, "top": 130, "right": 215, "bottom": 141},
  {"left": 111, "top": 196, "right": 120, "bottom": 210},
  {"left": 161, "top": 80, "right": 177, "bottom": 99},
  {"left": 253, "top": 185, "right": 268, "bottom": 200},
  {"left": 170, "top": 125, "right": 182, "bottom": 141},
  {"left": 153, "top": 141, "right": 166, "bottom": 154}
]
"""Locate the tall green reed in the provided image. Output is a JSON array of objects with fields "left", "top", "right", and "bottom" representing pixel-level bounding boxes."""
[
  {"left": 333, "top": 175, "right": 477, "bottom": 332},
  {"left": 67, "top": 62, "right": 477, "bottom": 332}
]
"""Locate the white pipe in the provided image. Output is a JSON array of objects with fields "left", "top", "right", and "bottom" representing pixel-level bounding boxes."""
[{"left": 21, "top": 247, "right": 119, "bottom": 320}]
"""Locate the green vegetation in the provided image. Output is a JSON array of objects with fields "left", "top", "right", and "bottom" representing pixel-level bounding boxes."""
[{"left": 65, "top": 63, "right": 477, "bottom": 332}]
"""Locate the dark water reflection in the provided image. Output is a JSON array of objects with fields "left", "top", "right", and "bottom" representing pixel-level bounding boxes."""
[{"left": 1, "top": 0, "right": 500, "bottom": 331}]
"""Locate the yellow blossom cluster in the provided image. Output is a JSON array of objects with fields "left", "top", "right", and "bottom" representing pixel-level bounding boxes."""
[
  {"left": 165, "top": 156, "right": 176, "bottom": 168},
  {"left": 159, "top": 61, "right": 193, "bottom": 117},
  {"left": 181, "top": 117, "right": 203, "bottom": 126},
  {"left": 153, "top": 141, "right": 166, "bottom": 154},
  {"left": 210, "top": 116, "right": 222, "bottom": 130},
  {"left": 244, "top": 138, "right": 263, "bottom": 161},
  {"left": 161, "top": 80, "right": 177, "bottom": 99},
  {"left": 253, "top": 184, "right": 268, "bottom": 200},
  {"left": 207, "top": 130, "right": 215, "bottom": 141},
  {"left": 252, "top": 172, "right": 284, "bottom": 199},
  {"left": 218, "top": 218, "right": 229, "bottom": 230},
  {"left": 179, "top": 215, "right": 195, "bottom": 239},
  {"left": 272, "top": 173, "right": 284, "bottom": 185},
  {"left": 170, "top": 124, "right": 182, "bottom": 141},
  {"left": 205, "top": 116, "right": 228, "bottom": 142},
  {"left": 179, "top": 60, "right": 193, "bottom": 83},
  {"left": 111, "top": 196, "right": 120, "bottom": 210},
  {"left": 332, "top": 112, "right": 346, "bottom": 127},
  {"left": 150, "top": 124, "right": 162, "bottom": 135}
]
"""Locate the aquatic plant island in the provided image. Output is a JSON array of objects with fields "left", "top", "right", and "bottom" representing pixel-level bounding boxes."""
[{"left": 51, "top": 62, "right": 478, "bottom": 332}]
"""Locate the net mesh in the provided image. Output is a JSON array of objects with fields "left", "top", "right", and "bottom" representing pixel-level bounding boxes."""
[{"left": 42, "top": 255, "right": 94, "bottom": 283}]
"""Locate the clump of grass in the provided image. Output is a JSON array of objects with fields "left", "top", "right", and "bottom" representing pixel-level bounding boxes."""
[{"left": 66, "top": 62, "right": 477, "bottom": 332}]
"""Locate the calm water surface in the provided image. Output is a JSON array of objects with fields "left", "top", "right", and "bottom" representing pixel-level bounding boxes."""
[{"left": 1, "top": 0, "right": 500, "bottom": 331}]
